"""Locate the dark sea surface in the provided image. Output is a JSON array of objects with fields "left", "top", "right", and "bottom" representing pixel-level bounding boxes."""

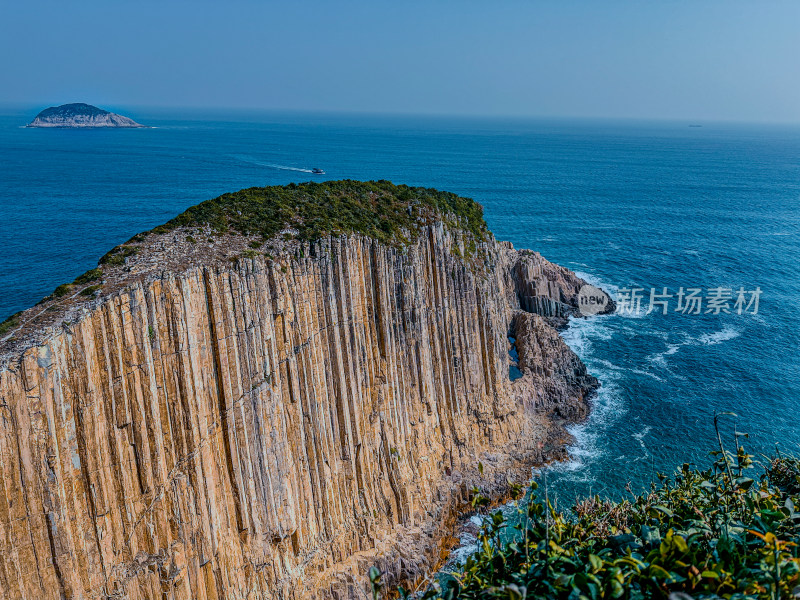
[{"left": 1, "top": 106, "right": 799, "bottom": 503}]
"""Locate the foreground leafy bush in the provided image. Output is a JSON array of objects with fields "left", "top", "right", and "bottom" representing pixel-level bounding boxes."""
[{"left": 373, "top": 422, "right": 800, "bottom": 599}]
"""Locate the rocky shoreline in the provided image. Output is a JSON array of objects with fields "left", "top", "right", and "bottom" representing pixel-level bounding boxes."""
[{"left": 0, "top": 183, "right": 611, "bottom": 599}]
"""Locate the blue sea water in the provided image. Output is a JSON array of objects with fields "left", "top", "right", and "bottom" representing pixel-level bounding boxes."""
[{"left": 1, "top": 106, "right": 799, "bottom": 502}]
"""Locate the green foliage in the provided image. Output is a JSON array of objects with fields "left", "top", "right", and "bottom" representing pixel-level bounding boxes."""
[
  {"left": 157, "top": 180, "right": 488, "bottom": 245},
  {"left": 127, "top": 232, "right": 149, "bottom": 244},
  {"left": 766, "top": 455, "right": 800, "bottom": 495},
  {"left": 377, "top": 432, "right": 800, "bottom": 599},
  {"left": 53, "top": 283, "right": 72, "bottom": 297},
  {"left": 370, "top": 567, "right": 383, "bottom": 600},
  {"left": 74, "top": 268, "right": 102, "bottom": 285},
  {"left": 0, "top": 312, "right": 21, "bottom": 336},
  {"left": 80, "top": 285, "right": 101, "bottom": 297},
  {"left": 100, "top": 244, "right": 138, "bottom": 266}
]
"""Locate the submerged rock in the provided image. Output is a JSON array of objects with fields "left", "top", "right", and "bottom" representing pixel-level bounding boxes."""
[{"left": 27, "top": 103, "right": 145, "bottom": 128}]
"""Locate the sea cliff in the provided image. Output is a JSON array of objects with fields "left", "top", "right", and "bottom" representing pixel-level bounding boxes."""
[{"left": 0, "top": 181, "right": 607, "bottom": 599}]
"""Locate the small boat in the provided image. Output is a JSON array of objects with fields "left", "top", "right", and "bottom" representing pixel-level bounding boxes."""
[{"left": 311, "top": 167, "right": 325, "bottom": 174}]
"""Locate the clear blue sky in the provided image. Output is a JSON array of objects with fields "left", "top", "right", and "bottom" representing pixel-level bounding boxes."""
[{"left": 2, "top": 0, "right": 798, "bottom": 122}]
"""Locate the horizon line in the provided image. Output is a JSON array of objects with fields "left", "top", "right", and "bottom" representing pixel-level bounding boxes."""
[{"left": 2, "top": 101, "right": 799, "bottom": 127}]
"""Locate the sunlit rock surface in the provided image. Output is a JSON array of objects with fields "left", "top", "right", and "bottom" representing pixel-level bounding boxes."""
[{"left": 0, "top": 211, "right": 606, "bottom": 599}]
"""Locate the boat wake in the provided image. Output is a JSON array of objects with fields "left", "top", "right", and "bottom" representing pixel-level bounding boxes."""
[{"left": 231, "top": 154, "right": 316, "bottom": 173}]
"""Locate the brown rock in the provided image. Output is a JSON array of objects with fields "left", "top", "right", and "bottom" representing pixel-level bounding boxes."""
[{"left": 0, "top": 223, "right": 604, "bottom": 599}]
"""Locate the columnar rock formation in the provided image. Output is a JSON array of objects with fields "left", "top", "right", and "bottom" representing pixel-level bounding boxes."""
[{"left": 0, "top": 184, "right": 606, "bottom": 599}]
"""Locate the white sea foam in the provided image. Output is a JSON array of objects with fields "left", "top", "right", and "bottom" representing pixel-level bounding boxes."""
[
  {"left": 646, "top": 324, "right": 741, "bottom": 371},
  {"left": 573, "top": 270, "right": 620, "bottom": 299},
  {"left": 560, "top": 378, "right": 625, "bottom": 471},
  {"left": 552, "top": 312, "right": 627, "bottom": 484},
  {"left": 617, "top": 306, "right": 652, "bottom": 320},
  {"left": 561, "top": 317, "right": 615, "bottom": 358},
  {"left": 631, "top": 368, "right": 664, "bottom": 382},
  {"left": 631, "top": 425, "right": 652, "bottom": 462},
  {"left": 697, "top": 325, "right": 740, "bottom": 345},
  {"left": 647, "top": 343, "right": 681, "bottom": 368},
  {"left": 595, "top": 358, "right": 622, "bottom": 372}
]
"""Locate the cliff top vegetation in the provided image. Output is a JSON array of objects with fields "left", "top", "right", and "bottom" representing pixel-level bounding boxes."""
[
  {"left": 34, "top": 103, "right": 110, "bottom": 119},
  {"left": 153, "top": 179, "right": 489, "bottom": 244},
  {"left": 0, "top": 180, "right": 489, "bottom": 344}
]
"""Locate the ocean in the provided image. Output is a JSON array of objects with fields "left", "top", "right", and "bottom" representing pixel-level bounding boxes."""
[{"left": 1, "top": 106, "right": 799, "bottom": 502}]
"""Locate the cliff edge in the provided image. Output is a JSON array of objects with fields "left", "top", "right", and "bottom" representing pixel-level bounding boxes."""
[
  {"left": 0, "top": 181, "right": 610, "bottom": 599},
  {"left": 27, "top": 103, "right": 145, "bottom": 128}
]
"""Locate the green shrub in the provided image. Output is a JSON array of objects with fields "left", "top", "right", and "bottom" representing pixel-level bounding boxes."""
[
  {"left": 74, "top": 268, "right": 102, "bottom": 285},
  {"left": 766, "top": 455, "right": 800, "bottom": 495},
  {"left": 0, "top": 312, "right": 21, "bottom": 336},
  {"left": 127, "top": 232, "right": 148, "bottom": 244},
  {"left": 100, "top": 244, "right": 138, "bottom": 266},
  {"left": 80, "top": 285, "right": 101, "bottom": 297},
  {"left": 373, "top": 428, "right": 800, "bottom": 599},
  {"left": 53, "top": 283, "right": 72, "bottom": 297}
]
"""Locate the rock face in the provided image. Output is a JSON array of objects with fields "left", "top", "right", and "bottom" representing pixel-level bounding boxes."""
[
  {"left": 27, "top": 103, "right": 144, "bottom": 128},
  {"left": 0, "top": 185, "right": 608, "bottom": 599}
]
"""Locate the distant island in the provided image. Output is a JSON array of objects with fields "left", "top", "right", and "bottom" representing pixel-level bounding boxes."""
[{"left": 26, "top": 103, "right": 145, "bottom": 128}]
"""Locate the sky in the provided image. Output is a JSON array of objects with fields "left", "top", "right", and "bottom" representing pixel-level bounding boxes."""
[{"left": 1, "top": 0, "right": 798, "bottom": 123}]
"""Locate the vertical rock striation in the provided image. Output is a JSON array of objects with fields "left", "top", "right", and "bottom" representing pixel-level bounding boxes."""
[{"left": 0, "top": 188, "right": 606, "bottom": 599}]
